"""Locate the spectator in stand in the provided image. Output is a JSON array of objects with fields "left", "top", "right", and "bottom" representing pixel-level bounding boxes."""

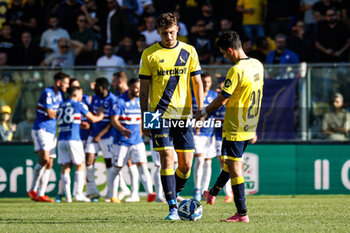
[
  {"left": 19, "top": 0, "right": 44, "bottom": 40},
  {"left": 236, "top": 0, "right": 267, "bottom": 44},
  {"left": 242, "top": 36, "right": 253, "bottom": 55},
  {"left": 105, "top": 0, "right": 132, "bottom": 48},
  {"left": 265, "top": 34, "right": 299, "bottom": 64},
  {"left": 141, "top": 0, "right": 157, "bottom": 18},
  {"left": 13, "top": 31, "right": 43, "bottom": 66},
  {"left": 5, "top": 0, "right": 25, "bottom": 41},
  {"left": 300, "top": 0, "right": 320, "bottom": 35},
  {"left": 191, "top": 2, "right": 218, "bottom": 37},
  {"left": 71, "top": 14, "right": 96, "bottom": 65},
  {"left": 267, "top": 0, "right": 296, "bottom": 37},
  {"left": 315, "top": 8, "right": 350, "bottom": 62},
  {"left": 53, "top": 0, "right": 92, "bottom": 35},
  {"left": 84, "top": 0, "right": 106, "bottom": 41},
  {"left": 322, "top": 93, "right": 349, "bottom": 140},
  {"left": 219, "top": 18, "right": 233, "bottom": 35},
  {"left": 0, "top": 52, "right": 13, "bottom": 83},
  {"left": 40, "top": 14, "right": 70, "bottom": 57},
  {"left": 134, "top": 0, "right": 144, "bottom": 24},
  {"left": 341, "top": 0, "right": 350, "bottom": 30},
  {"left": 117, "top": 0, "right": 141, "bottom": 26},
  {"left": 96, "top": 43, "right": 126, "bottom": 70},
  {"left": 179, "top": 0, "right": 202, "bottom": 27},
  {"left": 135, "top": 34, "right": 146, "bottom": 62},
  {"left": 0, "top": 52, "right": 7, "bottom": 67},
  {"left": 313, "top": 0, "right": 341, "bottom": 23},
  {"left": 189, "top": 18, "right": 214, "bottom": 64},
  {"left": 173, "top": 9, "right": 189, "bottom": 43},
  {"left": 252, "top": 36, "right": 276, "bottom": 56},
  {"left": 0, "top": 23, "right": 15, "bottom": 65},
  {"left": 13, "top": 108, "right": 35, "bottom": 142},
  {"left": 141, "top": 16, "right": 161, "bottom": 47},
  {"left": 41, "top": 37, "right": 84, "bottom": 67},
  {"left": 116, "top": 36, "right": 139, "bottom": 65},
  {"left": 288, "top": 20, "right": 315, "bottom": 62},
  {"left": 248, "top": 42, "right": 267, "bottom": 63},
  {"left": 214, "top": 18, "right": 245, "bottom": 64},
  {"left": 0, "top": 105, "right": 16, "bottom": 142}
]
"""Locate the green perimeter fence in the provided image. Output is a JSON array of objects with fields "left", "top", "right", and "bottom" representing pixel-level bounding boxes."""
[{"left": 0, "top": 142, "right": 349, "bottom": 197}]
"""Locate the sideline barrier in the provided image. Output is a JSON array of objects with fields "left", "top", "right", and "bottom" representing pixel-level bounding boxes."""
[{"left": 1, "top": 142, "right": 349, "bottom": 197}]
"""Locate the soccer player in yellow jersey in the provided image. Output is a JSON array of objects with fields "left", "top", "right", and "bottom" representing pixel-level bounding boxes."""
[
  {"left": 139, "top": 12, "right": 204, "bottom": 220},
  {"left": 199, "top": 31, "right": 264, "bottom": 223}
]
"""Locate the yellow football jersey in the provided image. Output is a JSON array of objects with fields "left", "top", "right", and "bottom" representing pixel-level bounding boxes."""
[
  {"left": 139, "top": 41, "right": 201, "bottom": 119},
  {"left": 221, "top": 57, "right": 264, "bottom": 141}
]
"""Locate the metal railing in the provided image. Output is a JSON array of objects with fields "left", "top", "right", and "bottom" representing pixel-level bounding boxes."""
[{"left": 0, "top": 63, "right": 349, "bottom": 142}]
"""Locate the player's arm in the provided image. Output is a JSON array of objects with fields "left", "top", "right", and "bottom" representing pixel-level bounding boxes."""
[
  {"left": 70, "top": 39, "right": 85, "bottom": 56},
  {"left": 46, "top": 108, "right": 57, "bottom": 119},
  {"left": 93, "top": 123, "right": 111, "bottom": 142},
  {"left": 42, "top": 91, "right": 57, "bottom": 119},
  {"left": 111, "top": 115, "right": 132, "bottom": 139},
  {"left": 192, "top": 74, "right": 204, "bottom": 121},
  {"left": 85, "top": 110, "right": 104, "bottom": 123},
  {"left": 140, "top": 79, "right": 151, "bottom": 137},
  {"left": 201, "top": 94, "right": 229, "bottom": 117}
]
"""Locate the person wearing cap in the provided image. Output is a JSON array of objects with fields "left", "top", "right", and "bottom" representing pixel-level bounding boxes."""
[
  {"left": 0, "top": 105, "right": 16, "bottom": 142},
  {"left": 322, "top": 93, "right": 349, "bottom": 140}
]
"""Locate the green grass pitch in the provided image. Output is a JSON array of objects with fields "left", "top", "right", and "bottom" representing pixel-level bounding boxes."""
[{"left": 0, "top": 195, "right": 349, "bottom": 232}]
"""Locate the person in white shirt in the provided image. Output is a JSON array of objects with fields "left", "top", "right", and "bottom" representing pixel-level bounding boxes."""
[
  {"left": 40, "top": 15, "right": 70, "bottom": 57},
  {"left": 41, "top": 38, "right": 84, "bottom": 67},
  {"left": 96, "top": 44, "right": 126, "bottom": 70},
  {"left": 141, "top": 16, "right": 161, "bottom": 47}
]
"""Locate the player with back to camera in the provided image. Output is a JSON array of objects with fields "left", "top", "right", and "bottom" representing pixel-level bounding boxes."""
[
  {"left": 28, "top": 72, "right": 70, "bottom": 202},
  {"left": 139, "top": 12, "right": 204, "bottom": 220},
  {"left": 110, "top": 78, "right": 156, "bottom": 203},
  {"left": 55, "top": 78, "right": 92, "bottom": 202},
  {"left": 199, "top": 31, "right": 264, "bottom": 222},
  {"left": 57, "top": 86, "right": 104, "bottom": 202},
  {"left": 213, "top": 76, "right": 234, "bottom": 203}
]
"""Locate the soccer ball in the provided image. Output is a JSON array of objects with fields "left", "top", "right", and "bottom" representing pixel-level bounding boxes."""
[{"left": 178, "top": 199, "right": 203, "bottom": 221}]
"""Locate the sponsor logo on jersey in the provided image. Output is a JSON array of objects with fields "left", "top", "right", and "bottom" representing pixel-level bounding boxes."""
[{"left": 157, "top": 67, "right": 187, "bottom": 76}]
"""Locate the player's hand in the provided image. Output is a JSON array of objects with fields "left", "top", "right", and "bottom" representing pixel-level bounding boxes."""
[
  {"left": 251, "top": 133, "right": 258, "bottom": 144},
  {"left": 195, "top": 127, "right": 200, "bottom": 135},
  {"left": 98, "top": 106, "right": 104, "bottom": 113},
  {"left": 195, "top": 110, "right": 206, "bottom": 121},
  {"left": 97, "top": 106, "right": 104, "bottom": 116},
  {"left": 142, "top": 128, "right": 151, "bottom": 138},
  {"left": 80, "top": 121, "right": 90, "bottom": 129},
  {"left": 93, "top": 135, "right": 101, "bottom": 142},
  {"left": 122, "top": 129, "right": 132, "bottom": 139}
]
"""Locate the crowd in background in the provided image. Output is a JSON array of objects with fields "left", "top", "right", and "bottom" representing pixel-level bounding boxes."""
[{"left": 0, "top": 0, "right": 350, "bottom": 67}]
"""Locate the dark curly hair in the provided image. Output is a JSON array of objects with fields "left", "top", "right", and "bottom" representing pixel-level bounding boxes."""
[{"left": 215, "top": 31, "right": 242, "bottom": 51}]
